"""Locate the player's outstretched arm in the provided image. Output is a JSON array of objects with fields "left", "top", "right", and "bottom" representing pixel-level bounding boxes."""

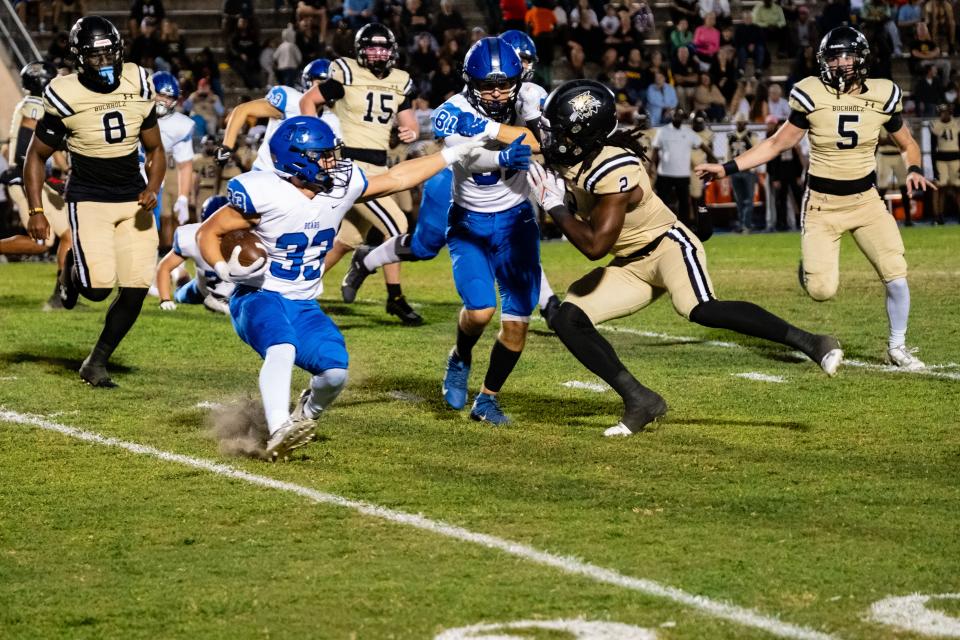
[
  {"left": 140, "top": 124, "right": 165, "bottom": 211},
  {"left": 891, "top": 124, "right": 938, "bottom": 196},
  {"left": 220, "top": 99, "right": 283, "bottom": 154},
  {"left": 452, "top": 113, "right": 542, "bottom": 153},
  {"left": 298, "top": 80, "right": 345, "bottom": 116},
  {"left": 24, "top": 134, "right": 55, "bottom": 242},
  {"left": 695, "top": 121, "right": 805, "bottom": 182},
  {"left": 397, "top": 108, "right": 419, "bottom": 144},
  {"left": 359, "top": 140, "right": 484, "bottom": 201},
  {"left": 156, "top": 250, "right": 187, "bottom": 307}
]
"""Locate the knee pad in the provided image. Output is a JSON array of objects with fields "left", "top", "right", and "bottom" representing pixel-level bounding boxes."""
[
  {"left": 688, "top": 299, "right": 720, "bottom": 326},
  {"left": 805, "top": 278, "right": 838, "bottom": 302},
  {"left": 314, "top": 367, "right": 348, "bottom": 392},
  {"left": 552, "top": 302, "right": 593, "bottom": 335}
]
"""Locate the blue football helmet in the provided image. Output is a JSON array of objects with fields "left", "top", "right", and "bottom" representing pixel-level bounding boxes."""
[
  {"left": 301, "top": 58, "right": 331, "bottom": 90},
  {"left": 269, "top": 115, "right": 351, "bottom": 193},
  {"left": 152, "top": 71, "right": 180, "bottom": 116},
  {"left": 499, "top": 30, "right": 538, "bottom": 82},
  {"left": 201, "top": 194, "right": 229, "bottom": 222},
  {"left": 462, "top": 37, "right": 523, "bottom": 122}
]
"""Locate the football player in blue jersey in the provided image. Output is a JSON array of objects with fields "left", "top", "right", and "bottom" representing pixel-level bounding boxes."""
[
  {"left": 155, "top": 195, "right": 235, "bottom": 315},
  {"left": 197, "top": 116, "right": 481, "bottom": 460},
  {"left": 150, "top": 71, "right": 196, "bottom": 252}
]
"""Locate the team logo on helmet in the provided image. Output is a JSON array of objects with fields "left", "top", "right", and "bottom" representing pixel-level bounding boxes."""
[{"left": 568, "top": 91, "right": 602, "bottom": 123}]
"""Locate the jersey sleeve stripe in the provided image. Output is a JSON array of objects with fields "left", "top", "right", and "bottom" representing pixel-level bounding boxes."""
[
  {"left": 789, "top": 86, "right": 815, "bottom": 113},
  {"left": 139, "top": 66, "right": 152, "bottom": 100},
  {"left": 334, "top": 59, "right": 352, "bottom": 85},
  {"left": 404, "top": 78, "right": 415, "bottom": 96},
  {"left": 43, "top": 85, "right": 74, "bottom": 117},
  {"left": 883, "top": 84, "right": 902, "bottom": 114},
  {"left": 584, "top": 154, "right": 641, "bottom": 192}
]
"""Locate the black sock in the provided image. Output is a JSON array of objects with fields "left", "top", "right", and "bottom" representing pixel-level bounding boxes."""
[
  {"left": 455, "top": 324, "right": 482, "bottom": 366},
  {"left": 690, "top": 299, "right": 816, "bottom": 352},
  {"left": 386, "top": 283, "right": 402, "bottom": 299},
  {"left": 552, "top": 302, "right": 655, "bottom": 403},
  {"left": 483, "top": 340, "right": 522, "bottom": 393},
  {"left": 53, "top": 271, "right": 61, "bottom": 294},
  {"left": 89, "top": 287, "right": 148, "bottom": 364}
]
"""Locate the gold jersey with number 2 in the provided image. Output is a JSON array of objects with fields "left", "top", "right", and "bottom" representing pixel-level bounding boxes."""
[
  {"left": 788, "top": 76, "right": 903, "bottom": 181},
  {"left": 328, "top": 57, "right": 414, "bottom": 152}
]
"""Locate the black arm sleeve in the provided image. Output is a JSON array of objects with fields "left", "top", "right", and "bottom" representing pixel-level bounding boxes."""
[
  {"left": 398, "top": 95, "right": 413, "bottom": 111},
  {"left": 33, "top": 112, "right": 68, "bottom": 148},
  {"left": 319, "top": 79, "right": 345, "bottom": 102},
  {"left": 788, "top": 109, "right": 810, "bottom": 129},
  {"left": 883, "top": 113, "right": 904, "bottom": 133},
  {"left": 141, "top": 104, "right": 158, "bottom": 130}
]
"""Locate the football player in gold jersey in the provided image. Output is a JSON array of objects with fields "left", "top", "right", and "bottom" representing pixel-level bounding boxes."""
[
  {"left": 929, "top": 103, "right": 960, "bottom": 224},
  {"left": 24, "top": 16, "right": 165, "bottom": 387},
  {"left": 465, "top": 80, "right": 843, "bottom": 435},
  {"left": 300, "top": 23, "right": 424, "bottom": 325},
  {"left": 697, "top": 27, "right": 934, "bottom": 370},
  {"left": 1, "top": 61, "right": 73, "bottom": 309}
]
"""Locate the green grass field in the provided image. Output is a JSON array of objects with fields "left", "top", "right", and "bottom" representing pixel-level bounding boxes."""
[{"left": 1, "top": 227, "right": 959, "bottom": 640}]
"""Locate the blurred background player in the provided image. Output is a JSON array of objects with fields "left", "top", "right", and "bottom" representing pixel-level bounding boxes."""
[
  {"left": 197, "top": 116, "right": 481, "bottom": 460},
  {"left": 876, "top": 128, "right": 912, "bottom": 227},
  {"left": 194, "top": 134, "right": 244, "bottom": 207},
  {"left": 155, "top": 195, "right": 234, "bottom": 315},
  {"left": 929, "top": 103, "right": 960, "bottom": 224},
  {"left": 150, "top": 71, "right": 195, "bottom": 252},
  {"left": 300, "top": 23, "right": 424, "bottom": 325},
  {"left": 1, "top": 61, "right": 73, "bottom": 310},
  {"left": 25, "top": 15, "right": 165, "bottom": 387}
]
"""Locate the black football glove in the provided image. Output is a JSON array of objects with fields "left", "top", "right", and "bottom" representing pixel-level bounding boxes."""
[{"left": 214, "top": 144, "right": 234, "bottom": 167}]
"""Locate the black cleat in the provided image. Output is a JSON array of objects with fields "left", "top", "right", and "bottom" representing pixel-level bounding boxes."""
[
  {"left": 797, "top": 260, "right": 807, "bottom": 293},
  {"left": 386, "top": 295, "right": 423, "bottom": 326},
  {"left": 79, "top": 357, "right": 117, "bottom": 388},
  {"left": 44, "top": 287, "right": 65, "bottom": 311},
  {"left": 341, "top": 245, "right": 374, "bottom": 303},
  {"left": 540, "top": 295, "right": 561, "bottom": 331},
  {"left": 59, "top": 250, "right": 80, "bottom": 310},
  {"left": 808, "top": 334, "right": 843, "bottom": 376},
  {"left": 604, "top": 389, "right": 668, "bottom": 436}
]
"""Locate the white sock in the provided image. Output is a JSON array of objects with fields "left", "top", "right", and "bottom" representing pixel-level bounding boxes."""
[
  {"left": 306, "top": 368, "right": 348, "bottom": 418},
  {"left": 538, "top": 269, "right": 556, "bottom": 308},
  {"left": 363, "top": 235, "right": 405, "bottom": 271},
  {"left": 885, "top": 277, "right": 910, "bottom": 349},
  {"left": 260, "top": 343, "right": 296, "bottom": 434}
]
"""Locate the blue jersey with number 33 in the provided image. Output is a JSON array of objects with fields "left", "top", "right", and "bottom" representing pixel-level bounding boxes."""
[{"left": 226, "top": 166, "right": 367, "bottom": 300}]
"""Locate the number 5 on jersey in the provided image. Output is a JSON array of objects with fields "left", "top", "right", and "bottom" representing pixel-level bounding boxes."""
[{"left": 837, "top": 114, "right": 860, "bottom": 149}]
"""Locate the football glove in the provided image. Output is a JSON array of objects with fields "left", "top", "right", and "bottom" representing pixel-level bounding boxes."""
[
  {"left": 498, "top": 134, "right": 531, "bottom": 171},
  {"left": 159, "top": 300, "right": 177, "bottom": 311},
  {"left": 214, "top": 144, "right": 234, "bottom": 167},
  {"left": 440, "top": 139, "right": 487, "bottom": 166},
  {"left": 454, "top": 112, "right": 501, "bottom": 141},
  {"left": 214, "top": 244, "right": 268, "bottom": 283},
  {"left": 174, "top": 195, "right": 190, "bottom": 224},
  {"left": 527, "top": 161, "right": 566, "bottom": 211}
]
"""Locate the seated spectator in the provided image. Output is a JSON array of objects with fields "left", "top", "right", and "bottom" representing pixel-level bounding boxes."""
[
  {"left": 130, "top": 17, "right": 168, "bottom": 71},
  {"left": 646, "top": 70, "right": 678, "bottom": 124},
  {"left": 598, "top": 46, "right": 621, "bottom": 82},
  {"left": 862, "top": 0, "right": 904, "bottom": 56},
  {"left": 223, "top": 0, "right": 254, "bottom": 34},
  {"left": 344, "top": 0, "right": 374, "bottom": 30},
  {"left": 693, "top": 12, "right": 720, "bottom": 62},
  {"left": 693, "top": 72, "right": 726, "bottom": 120},
  {"left": 623, "top": 47, "right": 646, "bottom": 91},
  {"left": 786, "top": 6, "right": 819, "bottom": 59},
  {"left": 296, "top": 0, "right": 328, "bottom": 44},
  {"left": 925, "top": 0, "right": 956, "bottom": 54},
  {"left": 631, "top": 1, "right": 655, "bottom": 39},
  {"left": 672, "top": 45, "right": 699, "bottom": 98},
  {"left": 228, "top": 17, "right": 263, "bottom": 89},
  {"left": 440, "top": 37, "right": 465, "bottom": 66},
  {"left": 898, "top": 0, "right": 924, "bottom": 35},
  {"left": 670, "top": 18, "right": 694, "bottom": 52},
  {"left": 403, "top": 0, "right": 432, "bottom": 34},
  {"left": 911, "top": 22, "right": 951, "bottom": 80},
  {"left": 46, "top": 30, "right": 72, "bottom": 70},
  {"left": 788, "top": 44, "right": 817, "bottom": 90},
  {"left": 273, "top": 25, "right": 302, "bottom": 88},
  {"left": 191, "top": 46, "right": 224, "bottom": 99},
  {"left": 699, "top": 0, "right": 730, "bottom": 26},
  {"left": 297, "top": 16, "right": 324, "bottom": 61},
  {"left": 710, "top": 45, "right": 738, "bottom": 102},
  {"left": 160, "top": 20, "right": 189, "bottom": 75},
  {"left": 129, "top": 0, "right": 165, "bottom": 38},
  {"left": 766, "top": 82, "right": 790, "bottom": 121},
  {"left": 751, "top": 0, "right": 785, "bottom": 56},
  {"left": 52, "top": 0, "right": 84, "bottom": 32},
  {"left": 429, "top": 57, "right": 462, "bottom": 106},
  {"left": 183, "top": 78, "right": 225, "bottom": 136},
  {"left": 501, "top": 0, "right": 526, "bottom": 31},
  {"left": 410, "top": 32, "right": 439, "bottom": 90},
  {"left": 818, "top": 0, "right": 851, "bottom": 34},
  {"left": 433, "top": 0, "right": 465, "bottom": 44},
  {"left": 610, "top": 70, "right": 641, "bottom": 121},
  {"left": 735, "top": 10, "right": 766, "bottom": 71},
  {"left": 670, "top": 0, "right": 700, "bottom": 28},
  {"left": 914, "top": 64, "right": 945, "bottom": 116},
  {"left": 570, "top": 0, "right": 603, "bottom": 59}
]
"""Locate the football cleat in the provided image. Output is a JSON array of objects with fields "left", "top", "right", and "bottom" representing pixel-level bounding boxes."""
[
  {"left": 386, "top": 294, "right": 423, "bottom": 325},
  {"left": 290, "top": 388, "right": 316, "bottom": 421},
  {"left": 59, "top": 250, "right": 80, "bottom": 310},
  {"left": 609, "top": 389, "right": 668, "bottom": 435},
  {"left": 811, "top": 335, "right": 843, "bottom": 376},
  {"left": 44, "top": 287, "right": 65, "bottom": 311},
  {"left": 79, "top": 357, "right": 117, "bottom": 388},
  {"left": 469, "top": 392, "right": 511, "bottom": 425},
  {"left": 539, "top": 295, "right": 560, "bottom": 331},
  {"left": 265, "top": 416, "right": 316, "bottom": 461},
  {"left": 442, "top": 349, "right": 470, "bottom": 409},
  {"left": 341, "top": 244, "right": 373, "bottom": 303},
  {"left": 888, "top": 345, "right": 925, "bottom": 370}
]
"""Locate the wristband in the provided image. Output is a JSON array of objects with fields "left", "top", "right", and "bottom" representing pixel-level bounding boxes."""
[
  {"left": 28, "top": 207, "right": 45, "bottom": 217},
  {"left": 722, "top": 160, "right": 740, "bottom": 176},
  {"left": 907, "top": 165, "right": 923, "bottom": 175}
]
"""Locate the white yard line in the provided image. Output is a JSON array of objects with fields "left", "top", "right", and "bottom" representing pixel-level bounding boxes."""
[
  {"left": 0, "top": 408, "right": 835, "bottom": 640},
  {"left": 194, "top": 401, "right": 225, "bottom": 410},
  {"left": 562, "top": 381, "right": 610, "bottom": 393},
  {"left": 733, "top": 372, "right": 786, "bottom": 383}
]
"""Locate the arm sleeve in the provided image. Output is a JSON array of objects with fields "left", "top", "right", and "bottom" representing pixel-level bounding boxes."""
[
  {"left": 446, "top": 135, "right": 502, "bottom": 172},
  {"left": 142, "top": 104, "right": 158, "bottom": 130},
  {"left": 883, "top": 113, "right": 904, "bottom": 133},
  {"left": 33, "top": 112, "right": 68, "bottom": 148}
]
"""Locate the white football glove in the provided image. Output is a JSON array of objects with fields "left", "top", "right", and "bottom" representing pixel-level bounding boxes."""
[
  {"left": 527, "top": 161, "right": 566, "bottom": 211},
  {"left": 440, "top": 139, "right": 488, "bottom": 166},
  {"left": 214, "top": 244, "right": 268, "bottom": 283},
  {"left": 174, "top": 195, "right": 190, "bottom": 224},
  {"left": 159, "top": 300, "right": 177, "bottom": 311}
]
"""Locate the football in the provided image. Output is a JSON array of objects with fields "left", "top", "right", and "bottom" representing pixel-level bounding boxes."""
[{"left": 220, "top": 230, "right": 267, "bottom": 267}]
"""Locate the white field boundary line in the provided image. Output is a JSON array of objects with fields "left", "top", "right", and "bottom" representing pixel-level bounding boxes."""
[{"left": 0, "top": 408, "right": 836, "bottom": 640}]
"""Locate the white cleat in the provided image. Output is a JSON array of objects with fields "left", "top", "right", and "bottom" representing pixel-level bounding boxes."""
[
  {"left": 265, "top": 416, "right": 316, "bottom": 461},
  {"left": 888, "top": 345, "right": 925, "bottom": 371},
  {"left": 820, "top": 348, "right": 844, "bottom": 377},
  {"left": 603, "top": 423, "right": 635, "bottom": 437}
]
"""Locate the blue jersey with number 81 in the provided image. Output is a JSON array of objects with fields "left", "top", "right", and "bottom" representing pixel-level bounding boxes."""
[{"left": 226, "top": 166, "right": 367, "bottom": 300}]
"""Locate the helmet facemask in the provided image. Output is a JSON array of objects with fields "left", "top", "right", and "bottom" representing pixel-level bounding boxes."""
[
  {"left": 469, "top": 76, "right": 520, "bottom": 123},
  {"left": 281, "top": 142, "right": 352, "bottom": 194},
  {"left": 820, "top": 50, "right": 865, "bottom": 94},
  {"left": 539, "top": 115, "right": 585, "bottom": 166},
  {"left": 78, "top": 45, "right": 123, "bottom": 92},
  {"left": 155, "top": 93, "right": 176, "bottom": 117}
]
